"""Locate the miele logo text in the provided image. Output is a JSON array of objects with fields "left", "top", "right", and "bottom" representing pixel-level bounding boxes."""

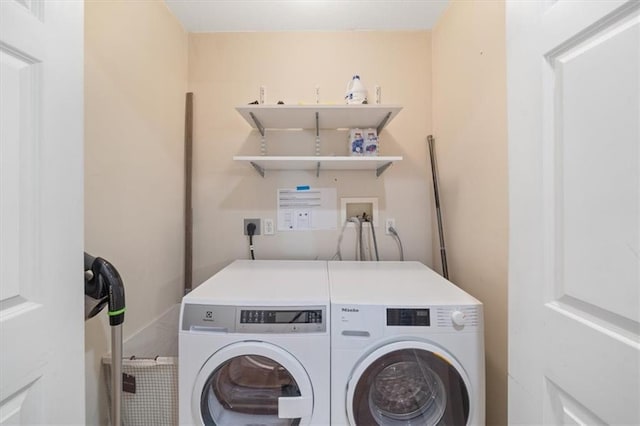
[{"left": 341, "top": 308, "right": 359, "bottom": 313}]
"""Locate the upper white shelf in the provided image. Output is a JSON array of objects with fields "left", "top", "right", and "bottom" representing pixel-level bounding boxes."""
[
  {"left": 234, "top": 155, "right": 402, "bottom": 177},
  {"left": 236, "top": 104, "right": 403, "bottom": 132}
]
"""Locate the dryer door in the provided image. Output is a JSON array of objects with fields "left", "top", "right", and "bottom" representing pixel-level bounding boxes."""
[
  {"left": 346, "top": 341, "right": 471, "bottom": 425},
  {"left": 192, "top": 341, "right": 314, "bottom": 426}
]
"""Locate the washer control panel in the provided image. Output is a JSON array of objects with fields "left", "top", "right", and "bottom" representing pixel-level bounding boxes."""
[
  {"left": 386, "top": 308, "right": 431, "bottom": 326},
  {"left": 382, "top": 305, "right": 482, "bottom": 330},
  {"left": 182, "top": 304, "right": 326, "bottom": 333}
]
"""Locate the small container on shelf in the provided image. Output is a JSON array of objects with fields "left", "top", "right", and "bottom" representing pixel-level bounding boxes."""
[
  {"left": 349, "top": 129, "right": 365, "bottom": 156},
  {"left": 363, "top": 128, "right": 379, "bottom": 156}
]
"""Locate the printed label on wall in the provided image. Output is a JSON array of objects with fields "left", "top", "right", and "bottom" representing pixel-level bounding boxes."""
[{"left": 277, "top": 187, "right": 337, "bottom": 231}]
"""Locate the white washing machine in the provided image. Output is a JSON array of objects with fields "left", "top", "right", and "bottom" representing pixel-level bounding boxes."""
[
  {"left": 328, "top": 261, "right": 485, "bottom": 425},
  {"left": 179, "top": 260, "right": 330, "bottom": 425}
]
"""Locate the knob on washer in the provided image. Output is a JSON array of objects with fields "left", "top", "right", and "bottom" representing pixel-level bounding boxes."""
[{"left": 451, "top": 310, "right": 466, "bottom": 327}]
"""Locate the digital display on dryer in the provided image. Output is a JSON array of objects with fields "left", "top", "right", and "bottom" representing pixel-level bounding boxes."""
[
  {"left": 387, "top": 308, "right": 430, "bottom": 326},
  {"left": 240, "top": 309, "right": 322, "bottom": 324}
]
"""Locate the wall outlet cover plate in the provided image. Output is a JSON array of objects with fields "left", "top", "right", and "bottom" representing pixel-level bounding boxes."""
[{"left": 243, "top": 218, "right": 261, "bottom": 235}]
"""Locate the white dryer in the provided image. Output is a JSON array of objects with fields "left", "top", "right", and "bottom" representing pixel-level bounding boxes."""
[
  {"left": 179, "top": 260, "right": 330, "bottom": 425},
  {"left": 328, "top": 261, "right": 485, "bottom": 425}
]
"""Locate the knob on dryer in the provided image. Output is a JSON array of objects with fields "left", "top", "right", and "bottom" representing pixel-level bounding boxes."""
[{"left": 451, "top": 310, "right": 466, "bottom": 327}]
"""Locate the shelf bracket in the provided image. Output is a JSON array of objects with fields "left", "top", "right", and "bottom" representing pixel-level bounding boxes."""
[
  {"left": 260, "top": 135, "right": 267, "bottom": 156},
  {"left": 316, "top": 161, "right": 321, "bottom": 177},
  {"left": 315, "top": 112, "right": 320, "bottom": 156},
  {"left": 376, "top": 162, "right": 393, "bottom": 177},
  {"left": 376, "top": 112, "right": 392, "bottom": 134},
  {"left": 249, "top": 112, "right": 265, "bottom": 137},
  {"left": 250, "top": 161, "right": 265, "bottom": 178}
]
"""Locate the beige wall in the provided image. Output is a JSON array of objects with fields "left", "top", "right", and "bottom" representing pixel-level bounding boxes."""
[
  {"left": 189, "top": 32, "right": 434, "bottom": 282},
  {"left": 84, "top": 1, "right": 188, "bottom": 424},
  {"left": 432, "top": 1, "right": 509, "bottom": 424}
]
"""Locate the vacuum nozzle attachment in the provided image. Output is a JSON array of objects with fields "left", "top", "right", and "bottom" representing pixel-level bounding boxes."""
[{"left": 84, "top": 252, "right": 126, "bottom": 326}]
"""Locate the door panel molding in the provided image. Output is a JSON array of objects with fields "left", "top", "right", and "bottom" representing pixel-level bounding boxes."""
[
  {"left": 0, "top": 42, "right": 42, "bottom": 309},
  {"left": 542, "top": 4, "right": 639, "bottom": 322},
  {"left": 543, "top": 378, "right": 606, "bottom": 425},
  {"left": 546, "top": 298, "right": 639, "bottom": 348},
  {"left": 0, "top": 380, "right": 37, "bottom": 424},
  {"left": 11, "top": 0, "right": 43, "bottom": 21}
]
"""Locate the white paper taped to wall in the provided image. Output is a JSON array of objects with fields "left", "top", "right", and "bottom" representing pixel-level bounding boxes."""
[{"left": 277, "top": 187, "right": 337, "bottom": 231}]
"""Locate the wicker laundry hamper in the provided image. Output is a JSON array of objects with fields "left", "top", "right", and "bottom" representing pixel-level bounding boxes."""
[{"left": 103, "top": 356, "right": 178, "bottom": 426}]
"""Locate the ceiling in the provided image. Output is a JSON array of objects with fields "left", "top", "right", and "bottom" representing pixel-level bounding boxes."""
[{"left": 163, "top": 0, "right": 450, "bottom": 33}]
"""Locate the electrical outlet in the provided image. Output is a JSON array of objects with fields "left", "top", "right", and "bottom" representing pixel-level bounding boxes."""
[
  {"left": 243, "top": 218, "right": 261, "bottom": 235},
  {"left": 263, "top": 218, "right": 274, "bottom": 235},
  {"left": 385, "top": 218, "right": 396, "bottom": 235}
]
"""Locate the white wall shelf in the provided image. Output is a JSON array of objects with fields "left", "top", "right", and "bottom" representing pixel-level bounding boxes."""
[
  {"left": 233, "top": 155, "right": 402, "bottom": 177},
  {"left": 236, "top": 104, "right": 403, "bottom": 134},
  {"left": 235, "top": 104, "right": 403, "bottom": 177}
]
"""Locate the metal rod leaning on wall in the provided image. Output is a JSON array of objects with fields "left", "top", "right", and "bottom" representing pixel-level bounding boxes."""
[
  {"left": 427, "top": 135, "right": 449, "bottom": 279},
  {"left": 184, "top": 93, "right": 194, "bottom": 294},
  {"left": 111, "top": 324, "right": 122, "bottom": 426}
]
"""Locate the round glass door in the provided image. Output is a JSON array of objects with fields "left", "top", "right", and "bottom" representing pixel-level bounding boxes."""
[
  {"left": 193, "top": 343, "right": 313, "bottom": 426},
  {"left": 347, "top": 342, "right": 470, "bottom": 425}
]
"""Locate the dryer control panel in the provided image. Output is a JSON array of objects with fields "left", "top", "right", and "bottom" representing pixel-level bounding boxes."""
[
  {"left": 182, "top": 304, "right": 326, "bottom": 333},
  {"left": 240, "top": 309, "right": 322, "bottom": 324}
]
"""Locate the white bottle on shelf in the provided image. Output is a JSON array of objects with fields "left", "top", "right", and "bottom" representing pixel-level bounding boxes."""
[{"left": 345, "top": 75, "right": 368, "bottom": 105}]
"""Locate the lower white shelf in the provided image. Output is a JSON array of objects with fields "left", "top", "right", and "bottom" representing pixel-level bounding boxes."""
[{"left": 233, "top": 155, "right": 402, "bottom": 177}]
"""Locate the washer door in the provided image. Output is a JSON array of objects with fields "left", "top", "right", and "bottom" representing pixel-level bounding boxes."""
[
  {"left": 192, "top": 341, "right": 314, "bottom": 426},
  {"left": 346, "top": 341, "right": 470, "bottom": 425}
]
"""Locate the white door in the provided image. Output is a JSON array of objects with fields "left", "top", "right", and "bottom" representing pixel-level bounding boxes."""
[
  {"left": 0, "top": 1, "right": 84, "bottom": 424},
  {"left": 507, "top": 0, "right": 639, "bottom": 424}
]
